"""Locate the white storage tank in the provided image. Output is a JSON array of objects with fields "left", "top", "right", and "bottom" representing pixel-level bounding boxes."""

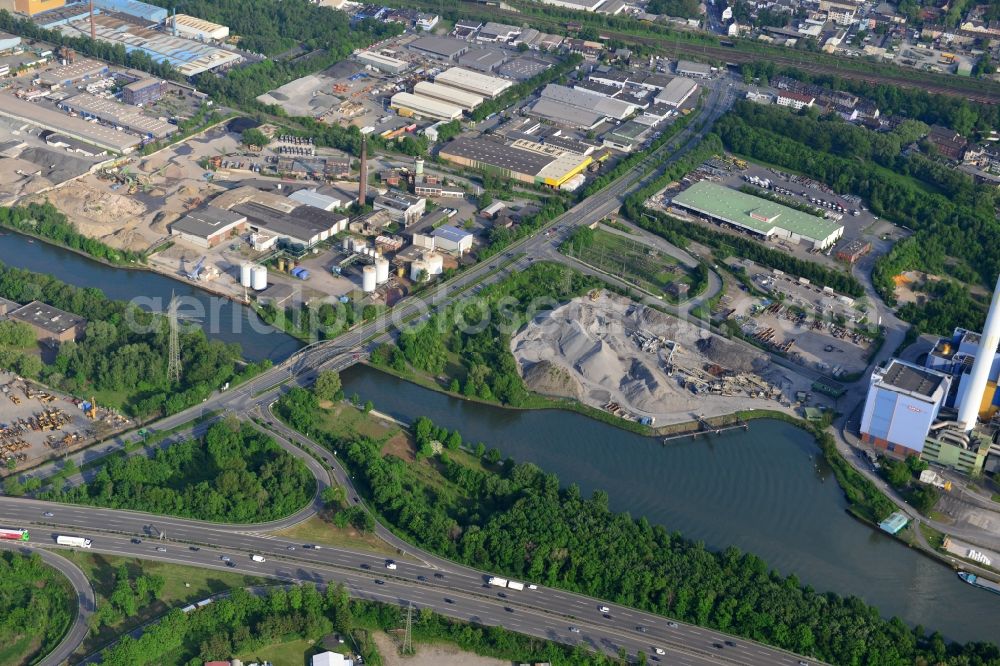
[
  {"left": 240, "top": 263, "right": 252, "bottom": 288},
  {"left": 342, "top": 236, "right": 351, "bottom": 252},
  {"left": 425, "top": 251, "right": 444, "bottom": 275},
  {"left": 250, "top": 264, "right": 268, "bottom": 291},
  {"left": 362, "top": 265, "right": 377, "bottom": 292},
  {"left": 410, "top": 259, "right": 428, "bottom": 282},
  {"left": 375, "top": 257, "right": 390, "bottom": 284}
]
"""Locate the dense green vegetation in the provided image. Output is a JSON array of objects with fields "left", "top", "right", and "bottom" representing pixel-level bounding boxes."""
[
  {"left": 98, "top": 581, "right": 622, "bottom": 666},
  {"left": 372, "top": 263, "right": 600, "bottom": 405},
  {"left": 0, "top": 551, "right": 75, "bottom": 666},
  {"left": 0, "top": 263, "right": 268, "bottom": 416},
  {"left": 647, "top": 0, "right": 701, "bottom": 18},
  {"left": 286, "top": 405, "right": 1000, "bottom": 666},
  {"left": 0, "top": 201, "right": 143, "bottom": 264},
  {"left": 92, "top": 564, "right": 166, "bottom": 630},
  {"left": 40, "top": 421, "right": 314, "bottom": 523},
  {"left": 881, "top": 455, "right": 939, "bottom": 515},
  {"left": 256, "top": 296, "right": 381, "bottom": 343}
]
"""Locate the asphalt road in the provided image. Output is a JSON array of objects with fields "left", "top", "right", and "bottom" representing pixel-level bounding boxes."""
[
  {"left": 0, "top": 540, "right": 95, "bottom": 666},
  {"left": 1, "top": 496, "right": 819, "bottom": 666}
]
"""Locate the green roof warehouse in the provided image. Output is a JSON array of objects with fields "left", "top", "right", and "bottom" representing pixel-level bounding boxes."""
[{"left": 670, "top": 181, "right": 844, "bottom": 250}]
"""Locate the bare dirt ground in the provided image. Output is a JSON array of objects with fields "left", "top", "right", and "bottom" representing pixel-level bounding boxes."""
[
  {"left": 372, "top": 632, "right": 509, "bottom": 666},
  {"left": 511, "top": 292, "right": 814, "bottom": 425}
]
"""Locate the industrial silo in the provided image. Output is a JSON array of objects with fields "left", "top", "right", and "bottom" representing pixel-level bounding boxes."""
[
  {"left": 251, "top": 265, "right": 268, "bottom": 291},
  {"left": 375, "top": 257, "right": 389, "bottom": 284},
  {"left": 240, "top": 263, "right": 252, "bottom": 288},
  {"left": 362, "top": 265, "right": 377, "bottom": 293}
]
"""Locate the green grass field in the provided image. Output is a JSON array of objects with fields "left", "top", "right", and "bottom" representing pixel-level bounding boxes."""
[
  {"left": 564, "top": 228, "right": 695, "bottom": 302},
  {"left": 237, "top": 637, "right": 325, "bottom": 666}
]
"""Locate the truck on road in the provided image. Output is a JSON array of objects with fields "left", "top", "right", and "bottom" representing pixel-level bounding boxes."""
[
  {"left": 488, "top": 576, "right": 508, "bottom": 588},
  {"left": 0, "top": 528, "right": 29, "bottom": 541},
  {"left": 507, "top": 580, "right": 525, "bottom": 591},
  {"left": 56, "top": 535, "right": 91, "bottom": 548}
]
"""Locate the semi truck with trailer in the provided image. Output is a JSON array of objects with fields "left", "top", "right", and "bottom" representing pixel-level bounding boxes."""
[
  {"left": 488, "top": 576, "right": 508, "bottom": 588},
  {"left": 489, "top": 576, "right": 529, "bottom": 590},
  {"left": 56, "top": 535, "right": 91, "bottom": 548},
  {"left": 0, "top": 528, "right": 29, "bottom": 541}
]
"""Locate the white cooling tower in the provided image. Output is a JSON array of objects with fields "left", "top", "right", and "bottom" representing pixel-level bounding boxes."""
[
  {"left": 375, "top": 257, "right": 389, "bottom": 284},
  {"left": 958, "top": 275, "right": 1000, "bottom": 430},
  {"left": 250, "top": 264, "right": 268, "bottom": 291},
  {"left": 239, "top": 263, "right": 252, "bottom": 288},
  {"left": 362, "top": 265, "right": 377, "bottom": 293}
]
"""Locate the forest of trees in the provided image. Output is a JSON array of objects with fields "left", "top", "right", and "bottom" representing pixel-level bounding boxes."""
[
  {"left": 97, "top": 581, "right": 625, "bottom": 666},
  {"left": 374, "top": 262, "right": 600, "bottom": 406},
  {"left": 287, "top": 407, "right": 1000, "bottom": 666},
  {"left": 41, "top": 421, "right": 314, "bottom": 523},
  {"left": 0, "top": 263, "right": 268, "bottom": 416},
  {"left": 0, "top": 551, "right": 75, "bottom": 665}
]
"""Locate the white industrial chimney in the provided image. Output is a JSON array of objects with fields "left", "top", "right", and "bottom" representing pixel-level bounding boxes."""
[{"left": 958, "top": 274, "right": 1000, "bottom": 430}]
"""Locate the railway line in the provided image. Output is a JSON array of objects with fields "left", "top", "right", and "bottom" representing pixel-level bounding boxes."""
[{"left": 410, "top": 0, "right": 1000, "bottom": 104}]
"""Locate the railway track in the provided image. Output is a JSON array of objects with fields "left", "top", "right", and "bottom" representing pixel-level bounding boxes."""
[{"left": 410, "top": 0, "right": 1000, "bottom": 104}]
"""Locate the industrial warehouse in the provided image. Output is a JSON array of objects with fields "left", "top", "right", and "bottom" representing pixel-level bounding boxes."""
[
  {"left": 433, "top": 67, "right": 512, "bottom": 98},
  {"left": 670, "top": 181, "right": 845, "bottom": 250},
  {"left": 439, "top": 135, "right": 591, "bottom": 189}
]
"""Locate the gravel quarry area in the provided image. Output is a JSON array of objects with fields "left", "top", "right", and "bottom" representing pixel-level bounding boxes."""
[{"left": 511, "top": 293, "right": 808, "bottom": 425}]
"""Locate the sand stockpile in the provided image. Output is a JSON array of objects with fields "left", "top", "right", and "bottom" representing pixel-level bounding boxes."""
[{"left": 511, "top": 292, "right": 788, "bottom": 424}]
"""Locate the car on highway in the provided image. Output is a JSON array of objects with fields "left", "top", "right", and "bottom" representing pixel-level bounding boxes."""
[
  {"left": 725, "top": 640, "right": 736, "bottom": 647},
  {"left": 712, "top": 643, "right": 724, "bottom": 649},
  {"left": 374, "top": 579, "right": 385, "bottom": 585},
  {"left": 667, "top": 622, "right": 678, "bottom": 629},
  {"left": 131, "top": 538, "right": 142, "bottom": 544},
  {"left": 416, "top": 575, "right": 427, "bottom": 582},
  {"left": 569, "top": 627, "right": 580, "bottom": 633},
  {"left": 527, "top": 584, "right": 538, "bottom": 590},
  {"left": 598, "top": 605, "right": 610, "bottom": 613},
  {"left": 189, "top": 546, "right": 200, "bottom": 551},
  {"left": 655, "top": 648, "right": 665, "bottom": 655},
  {"left": 251, "top": 554, "right": 266, "bottom": 563},
  {"left": 155, "top": 547, "right": 167, "bottom": 553},
  {"left": 304, "top": 544, "right": 321, "bottom": 549},
  {"left": 360, "top": 563, "right": 371, "bottom": 570},
  {"left": 220, "top": 556, "right": 231, "bottom": 562},
  {"left": 443, "top": 597, "right": 453, "bottom": 604},
  {"left": 504, "top": 606, "right": 514, "bottom": 613},
  {"left": 43, "top": 511, "right": 54, "bottom": 517},
  {"left": 636, "top": 626, "right": 647, "bottom": 633},
  {"left": 287, "top": 546, "right": 295, "bottom": 551},
  {"left": 433, "top": 572, "right": 444, "bottom": 579},
  {"left": 385, "top": 560, "right": 397, "bottom": 570}
]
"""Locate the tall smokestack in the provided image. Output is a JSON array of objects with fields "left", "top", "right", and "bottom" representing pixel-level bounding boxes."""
[
  {"left": 90, "top": 0, "right": 95, "bottom": 40},
  {"left": 358, "top": 137, "right": 368, "bottom": 207},
  {"left": 958, "top": 274, "right": 1000, "bottom": 430}
]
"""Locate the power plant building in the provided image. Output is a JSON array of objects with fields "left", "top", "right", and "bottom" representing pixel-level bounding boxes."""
[
  {"left": 14, "top": 0, "right": 64, "bottom": 16},
  {"left": 390, "top": 92, "right": 463, "bottom": 121},
  {"left": 412, "top": 81, "right": 483, "bottom": 111},
  {"left": 860, "top": 359, "right": 952, "bottom": 458},
  {"left": 670, "top": 181, "right": 844, "bottom": 250},
  {"left": 433, "top": 67, "right": 512, "bottom": 99}
]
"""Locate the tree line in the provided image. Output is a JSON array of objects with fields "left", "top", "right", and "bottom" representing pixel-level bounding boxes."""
[
  {"left": 0, "top": 550, "right": 75, "bottom": 665},
  {"left": 0, "top": 262, "right": 269, "bottom": 416},
  {"left": 288, "top": 405, "right": 1000, "bottom": 666},
  {"left": 40, "top": 420, "right": 315, "bottom": 523}
]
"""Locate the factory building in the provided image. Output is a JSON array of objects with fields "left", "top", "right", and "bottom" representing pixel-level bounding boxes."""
[
  {"left": 37, "top": 58, "right": 109, "bottom": 88},
  {"left": 0, "top": 93, "right": 140, "bottom": 153},
  {"left": 655, "top": 77, "right": 698, "bottom": 107},
  {"left": 169, "top": 14, "right": 230, "bottom": 41},
  {"left": 8, "top": 300, "right": 85, "bottom": 344},
  {"left": 56, "top": 15, "right": 241, "bottom": 76},
  {"left": 357, "top": 51, "right": 409, "bottom": 74},
  {"left": 433, "top": 67, "right": 512, "bottom": 99},
  {"left": 0, "top": 32, "right": 22, "bottom": 53},
  {"left": 431, "top": 225, "right": 473, "bottom": 255},
  {"left": 860, "top": 360, "right": 952, "bottom": 459},
  {"left": 439, "top": 136, "right": 591, "bottom": 188},
  {"left": 373, "top": 190, "right": 426, "bottom": 227},
  {"left": 169, "top": 206, "right": 248, "bottom": 248},
  {"left": 91, "top": 0, "right": 167, "bottom": 23},
  {"left": 529, "top": 98, "right": 605, "bottom": 130},
  {"left": 390, "top": 92, "right": 463, "bottom": 121},
  {"left": 535, "top": 0, "right": 608, "bottom": 11},
  {"left": 412, "top": 81, "right": 483, "bottom": 111},
  {"left": 670, "top": 181, "right": 844, "bottom": 250},
  {"left": 233, "top": 202, "right": 347, "bottom": 248},
  {"left": 408, "top": 36, "right": 469, "bottom": 61},
  {"left": 458, "top": 47, "right": 506, "bottom": 72},
  {"left": 537, "top": 84, "right": 638, "bottom": 121},
  {"left": 675, "top": 59, "right": 713, "bottom": 78},
  {"left": 288, "top": 188, "right": 342, "bottom": 212},
  {"left": 14, "top": 0, "right": 63, "bottom": 16},
  {"left": 60, "top": 93, "right": 174, "bottom": 139},
  {"left": 121, "top": 77, "right": 163, "bottom": 106}
]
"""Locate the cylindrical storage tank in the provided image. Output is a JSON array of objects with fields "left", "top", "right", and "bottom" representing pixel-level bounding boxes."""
[
  {"left": 277, "top": 258, "right": 286, "bottom": 272},
  {"left": 397, "top": 265, "right": 405, "bottom": 277},
  {"left": 251, "top": 265, "right": 268, "bottom": 291},
  {"left": 375, "top": 257, "right": 389, "bottom": 284},
  {"left": 425, "top": 252, "right": 443, "bottom": 275},
  {"left": 240, "top": 263, "right": 252, "bottom": 288},
  {"left": 342, "top": 237, "right": 351, "bottom": 252},
  {"left": 410, "top": 259, "right": 427, "bottom": 282},
  {"left": 362, "top": 265, "right": 377, "bottom": 293},
  {"left": 415, "top": 157, "right": 424, "bottom": 176}
]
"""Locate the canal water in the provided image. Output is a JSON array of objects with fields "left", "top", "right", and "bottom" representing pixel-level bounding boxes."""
[
  {"left": 3, "top": 231, "right": 998, "bottom": 643},
  {"left": 341, "top": 364, "right": 1000, "bottom": 644},
  {"left": 0, "top": 232, "right": 301, "bottom": 363}
]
